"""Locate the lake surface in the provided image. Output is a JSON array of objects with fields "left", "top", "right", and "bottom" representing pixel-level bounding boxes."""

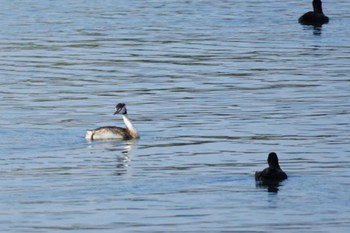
[{"left": 1, "top": 0, "right": 350, "bottom": 232}]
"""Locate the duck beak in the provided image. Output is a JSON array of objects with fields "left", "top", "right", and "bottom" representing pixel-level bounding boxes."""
[{"left": 114, "top": 108, "right": 121, "bottom": 115}]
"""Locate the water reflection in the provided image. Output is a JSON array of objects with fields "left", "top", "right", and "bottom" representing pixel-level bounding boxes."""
[
  {"left": 313, "top": 26, "right": 323, "bottom": 36},
  {"left": 114, "top": 140, "right": 135, "bottom": 176},
  {"left": 86, "top": 139, "right": 136, "bottom": 176},
  {"left": 304, "top": 25, "right": 324, "bottom": 36},
  {"left": 255, "top": 180, "right": 285, "bottom": 193}
]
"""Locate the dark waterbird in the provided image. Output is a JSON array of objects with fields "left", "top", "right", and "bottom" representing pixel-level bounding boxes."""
[
  {"left": 299, "top": 0, "right": 329, "bottom": 25},
  {"left": 255, "top": 152, "right": 288, "bottom": 182}
]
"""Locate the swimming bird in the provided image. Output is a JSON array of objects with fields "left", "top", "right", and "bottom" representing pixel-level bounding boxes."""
[
  {"left": 299, "top": 0, "right": 329, "bottom": 25},
  {"left": 255, "top": 152, "right": 288, "bottom": 182},
  {"left": 85, "top": 103, "right": 139, "bottom": 140}
]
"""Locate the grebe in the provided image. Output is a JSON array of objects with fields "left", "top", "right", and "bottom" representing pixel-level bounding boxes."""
[
  {"left": 299, "top": 0, "right": 329, "bottom": 25},
  {"left": 85, "top": 103, "right": 139, "bottom": 140},
  {"left": 255, "top": 152, "right": 288, "bottom": 182}
]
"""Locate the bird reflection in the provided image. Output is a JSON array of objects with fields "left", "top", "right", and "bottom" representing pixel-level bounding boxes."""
[
  {"left": 256, "top": 180, "right": 283, "bottom": 193},
  {"left": 302, "top": 25, "right": 324, "bottom": 36},
  {"left": 312, "top": 26, "right": 323, "bottom": 36},
  {"left": 114, "top": 140, "right": 135, "bottom": 176}
]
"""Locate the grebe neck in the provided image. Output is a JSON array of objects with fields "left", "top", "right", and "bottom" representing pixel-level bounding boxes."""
[{"left": 122, "top": 114, "right": 139, "bottom": 138}]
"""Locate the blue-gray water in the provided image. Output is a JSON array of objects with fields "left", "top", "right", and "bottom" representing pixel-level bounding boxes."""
[{"left": 1, "top": 0, "right": 350, "bottom": 232}]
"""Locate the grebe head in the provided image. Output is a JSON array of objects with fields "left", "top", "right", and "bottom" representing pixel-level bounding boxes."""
[
  {"left": 114, "top": 103, "right": 127, "bottom": 115},
  {"left": 267, "top": 152, "right": 281, "bottom": 169}
]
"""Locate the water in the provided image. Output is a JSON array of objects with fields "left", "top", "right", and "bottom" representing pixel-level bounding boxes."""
[{"left": 1, "top": 0, "right": 350, "bottom": 232}]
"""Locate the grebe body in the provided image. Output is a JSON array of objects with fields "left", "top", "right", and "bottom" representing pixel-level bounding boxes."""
[{"left": 85, "top": 103, "right": 139, "bottom": 140}]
